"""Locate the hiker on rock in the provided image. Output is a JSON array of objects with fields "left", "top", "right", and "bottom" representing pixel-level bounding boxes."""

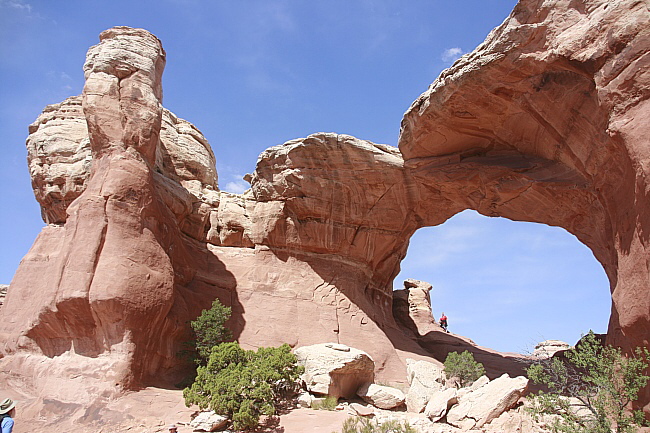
[
  {"left": 440, "top": 312, "right": 449, "bottom": 333},
  {"left": 0, "top": 398, "right": 16, "bottom": 433}
]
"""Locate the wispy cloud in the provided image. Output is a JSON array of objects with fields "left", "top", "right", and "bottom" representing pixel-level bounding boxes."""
[
  {"left": 224, "top": 180, "right": 249, "bottom": 194},
  {"left": 441, "top": 47, "right": 464, "bottom": 62},
  {"left": 0, "top": 0, "right": 32, "bottom": 13},
  {"left": 46, "top": 70, "right": 77, "bottom": 96},
  {"left": 220, "top": 169, "right": 250, "bottom": 194}
]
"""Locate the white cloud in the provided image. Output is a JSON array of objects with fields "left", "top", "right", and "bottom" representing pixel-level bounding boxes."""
[
  {"left": 1, "top": 0, "right": 32, "bottom": 12},
  {"left": 223, "top": 180, "right": 249, "bottom": 194},
  {"left": 441, "top": 47, "right": 464, "bottom": 62}
]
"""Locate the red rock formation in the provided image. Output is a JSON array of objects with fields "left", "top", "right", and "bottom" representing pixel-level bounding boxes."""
[
  {"left": 400, "top": 0, "right": 650, "bottom": 410},
  {"left": 2, "top": 0, "right": 649, "bottom": 422},
  {"left": 2, "top": 28, "right": 433, "bottom": 408},
  {"left": 392, "top": 279, "right": 440, "bottom": 337},
  {"left": 1, "top": 27, "right": 199, "bottom": 398}
]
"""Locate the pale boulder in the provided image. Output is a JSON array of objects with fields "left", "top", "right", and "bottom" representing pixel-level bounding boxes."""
[
  {"left": 189, "top": 410, "right": 228, "bottom": 432},
  {"left": 294, "top": 343, "right": 374, "bottom": 399},
  {"left": 469, "top": 375, "right": 490, "bottom": 391},
  {"left": 405, "top": 358, "right": 445, "bottom": 413},
  {"left": 424, "top": 387, "right": 458, "bottom": 422},
  {"left": 357, "top": 382, "right": 405, "bottom": 410},
  {"left": 348, "top": 402, "right": 374, "bottom": 417},
  {"left": 447, "top": 373, "right": 529, "bottom": 429},
  {"left": 297, "top": 391, "right": 313, "bottom": 408},
  {"left": 533, "top": 340, "right": 570, "bottom": 359},
  {"left": 484, "top": 406, "right": 549, "bottom": 433}
]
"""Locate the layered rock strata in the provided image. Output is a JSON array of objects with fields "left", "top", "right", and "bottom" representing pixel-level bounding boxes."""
[
  {"left": 400, "top": 0, "right": 650, "bottom": 409},
  {"left": 401, "top": 0, "right": 649, "bottom": 351},
  {"left": 1, "top": 0, "right": 649, "bottom": 420},
  {"left": 2, "top": 28, "right": 433, "bottom": 406},
  {"left": 0, "top": 285, "right": 7, "bottom": 308}
]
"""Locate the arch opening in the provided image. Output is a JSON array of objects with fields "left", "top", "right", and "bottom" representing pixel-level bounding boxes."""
[{"left": 393, "top": 209, "right": 610, "bottom": 354}]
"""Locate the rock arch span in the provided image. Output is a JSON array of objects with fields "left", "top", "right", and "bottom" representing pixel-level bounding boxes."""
[{"left": 0, "top": 0, "right": 649, "bottom": 415}]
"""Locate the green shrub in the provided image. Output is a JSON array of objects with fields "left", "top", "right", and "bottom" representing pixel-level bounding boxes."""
[
  {"left": 312, "top": 395, "right": 338, "bottom": 410},
  {"left": 183, "top": 342, "right": 303, "bottom": 431},
  {"left": 526, "top": 331, "right": 650, "bottom": 433},
  {"left": 190, "top": 299, "right": 232, "bottom": 362},
  {"left": 336, "top": 416, "right": 418, "bottom": 433},
  {"left": 443, "top": 350, "right": 485, "bottom": 388}
]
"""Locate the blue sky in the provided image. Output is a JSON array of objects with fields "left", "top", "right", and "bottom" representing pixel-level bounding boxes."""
[{"left": 0, "top": 0, "right": 610, "bottom": 353}]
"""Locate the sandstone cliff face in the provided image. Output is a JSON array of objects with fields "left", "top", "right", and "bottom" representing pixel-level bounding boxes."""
[
  {"left": 2, "top": 0, "right": 650, "bottom": 419},
  {"left": 399, "top": 0, "right": 650, "bottom": 409},
  {"left": 400, "top": 0, "right": 649, "bottom": 353},
  {"left": 26, "top": 96, "right": 91, "bottom": 224},
  {"left": 2, "top": 28, "right": 430, "bottom": 405},
  {"left": 2, "top": 27, "right": 193, "bottom": 395}
]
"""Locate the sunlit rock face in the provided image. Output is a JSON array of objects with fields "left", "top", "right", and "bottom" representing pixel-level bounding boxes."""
[
  {"left": 2, "top": 0, "right": 650, "bottom": 418},
  {"left": 26, "top": 96, "right": 91, "bottom": 224},
  {"left": 400, "top": 0, "right": 650, "bottom": 410},
  {"left": 392, "top": 279, "right": 440, "bottom": 337},
  {"left": 1, "top": 27, "right": 430, "bottom": 407}
]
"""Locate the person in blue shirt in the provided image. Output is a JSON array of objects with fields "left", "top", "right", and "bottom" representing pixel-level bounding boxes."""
[{"left": 0, "top": 398, "right": 15, "bottom": 433}]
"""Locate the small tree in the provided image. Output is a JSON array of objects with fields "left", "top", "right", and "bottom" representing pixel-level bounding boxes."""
[
  {"left": 526, "top": 331, "right": 650, "bottom": 433},
  {"left": 444, "top": 350, "right": 486, "bottom": 388},
  {"left": 183, "top": 342, "right": 303, "bottom": 431},
  {"left": 190, "top": 299, "right": 232, "bottom": 362}
]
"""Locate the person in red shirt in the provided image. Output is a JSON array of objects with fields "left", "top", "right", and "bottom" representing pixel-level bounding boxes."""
[{"left": 440, "top": 313, "right": 448, "bottom": 333}]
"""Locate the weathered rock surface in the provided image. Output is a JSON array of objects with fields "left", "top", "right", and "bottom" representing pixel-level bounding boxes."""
[
  {"left": 26, "top": 96, "right": 91, "bottom": 224},
  {"left": 532, "top": 340, "right": 570, "bottom": 359},
  {"left": 297, "top": 392, "right": 313, "bottom": 408},
  {"left": 1, "top": 27, "right": 423, "bottom": 412},
  {"left": 2, "top": 0, "right": 650, "bottom": 425},
  {"left": 405, "top": 358, "right": 445, "bottom": 413},
  {"left": 294, "top": 343, "right": 374, "bottom": 399},
  {"left": 401, "top": 0, "right": 649, "bottom": 384},
  {"left": 469, "top": 375, "right": 490, "bottom": 391},
  {"left": 0, "top": 285, "right": 7, "bottom": 308},
  {"left": 399, "top": 0, "right": 650, "bottom": 411},
  {"left": 392, "top": 279, "right": 441, "bottom": 336},
  {"left": 2, "top": 27, "right": 183, "bottom": 397},
  {"left": 424, "top": 387, "right": 458, "bottom": 422},
  {"left": 189, "top": 411, "right": 228, "bottom": 432},
  {"left": 357, "top": 382, "right": 405, "bottom": 410},
  {"left": 26, "top": 95, "right": 217, "bottom": 225},
  {"left": 446, "top": 374, "right": 529, "bottom": 429},
  {"left": 348, "top": 402, "right": 375, "bottom": 417},
  {"left": 483, "top": 406, "right": 547, "bottom": 433}
]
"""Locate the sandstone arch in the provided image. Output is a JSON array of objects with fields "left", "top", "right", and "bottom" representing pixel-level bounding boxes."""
[
  {"left": 398, "top": 0, "right": 650, "bottom": 409},
  {"left": 400, "top": 0, "right": 650, "bottom": 356},
  {"left": 1, "top": 0, "right": 649, "bottom": 419}
]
